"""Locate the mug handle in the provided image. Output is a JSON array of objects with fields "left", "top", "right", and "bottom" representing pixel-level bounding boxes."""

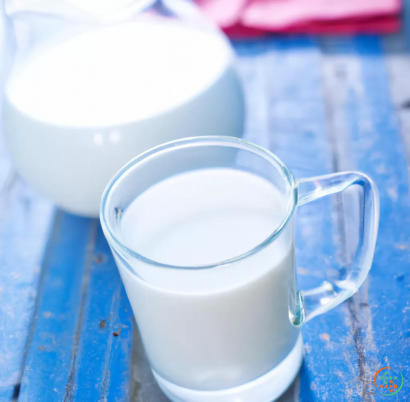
[{"left": 289, "top": 172, "right": 380, "bottom": 327}]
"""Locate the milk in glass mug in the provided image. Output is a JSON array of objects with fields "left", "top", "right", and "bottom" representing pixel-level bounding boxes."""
[{"left": 101, "top": 137, "right": 379, "bottom": 402}]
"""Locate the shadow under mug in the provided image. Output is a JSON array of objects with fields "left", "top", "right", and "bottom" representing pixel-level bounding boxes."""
[{"left": 101, "top": 136, "right": 379, "bottom": 402}]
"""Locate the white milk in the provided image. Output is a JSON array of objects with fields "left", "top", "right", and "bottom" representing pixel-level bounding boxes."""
[
  {"left": 116, "top": 168, "right": 299, "bottom": 391},
  {"left": 3, "top": 20, "right": 244, "bottom": 216}
]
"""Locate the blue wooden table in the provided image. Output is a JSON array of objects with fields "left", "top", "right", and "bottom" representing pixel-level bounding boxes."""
[{"left": 1, "top": 11, "right": 410, "bottom": 402}]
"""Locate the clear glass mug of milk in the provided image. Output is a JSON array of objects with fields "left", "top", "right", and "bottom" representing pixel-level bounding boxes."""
[
  {"left": 2, "top": 0, "right": 244, "bottom": 216},
  {"left": 101, "top": 136, "right": 379, "bottom": 402}
]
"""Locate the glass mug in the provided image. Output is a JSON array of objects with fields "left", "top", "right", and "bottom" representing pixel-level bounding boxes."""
[{"left": 101, "top": 137, "right": 379, "bottom": 402}]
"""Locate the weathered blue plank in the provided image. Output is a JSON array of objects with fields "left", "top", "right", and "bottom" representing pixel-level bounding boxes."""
[
  {"left": 70, "top": 226, "right": 133, "bottom": 402},
  {"left": 322, "top": 35, "right": 410, "bottom": 401},
  {"left": 234, "top": 41, "right": 271, "bottom": 150},
  {"left": 320, "top": 37, "right": 381, "bottom": 401},
  {"left": 18, "top": 214, "right": 133, "bottom": 402},
  {"left": 0, "top": 175, "right": 53, "bottom": 401},
  {"left": 19, "top": 213, "right": 95, "bottom": 402},
  {"left": 234, "top": 38, "right": 363, "bottom": 400},
  {"left": 257, "top": 37, "right": 364, "bottom": 400}
]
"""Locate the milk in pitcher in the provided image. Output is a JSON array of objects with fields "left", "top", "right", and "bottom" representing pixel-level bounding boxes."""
[{"left": 4, "top": 20, "right": 244, "bottom": 215}]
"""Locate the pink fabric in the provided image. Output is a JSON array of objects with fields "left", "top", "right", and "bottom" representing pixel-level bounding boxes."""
[{"left": 196, "top": 0, "right": 401, "bottom": 37}]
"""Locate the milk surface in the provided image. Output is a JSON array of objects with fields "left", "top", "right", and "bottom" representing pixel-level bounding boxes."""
[
  {"left": 4, "top": 20, "right": 244, "bottom": 215},
  {"left": 117, "top": 168, "right": 299, "bottom": 390}
]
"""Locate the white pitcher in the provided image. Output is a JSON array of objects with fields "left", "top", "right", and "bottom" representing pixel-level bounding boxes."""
[{"left": 2, "top": 0, "right": 245, "bottom": 216}]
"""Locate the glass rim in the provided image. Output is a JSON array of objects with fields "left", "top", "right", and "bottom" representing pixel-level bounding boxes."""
[{"left": 100, "top": 136, "right": 298, "bottom": 270}]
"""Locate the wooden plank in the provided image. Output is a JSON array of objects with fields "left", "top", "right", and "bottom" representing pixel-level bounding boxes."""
[
  {"left": 321, "top": 35, "right": 410, "bottom": 400},
  {"left": 320, "top": 37, "right": 378, "bottom": 401},
  {"left": 18, "top": 215, "right": 134, "bottom": 402},
  {"left": 18, "top": 213, "right": 95, "bottom": 402},
  {"left": 260, "top": 36, "right": 364, "bottom": 401},
  {"left": 0, "top": 174, "right": 53, "bottom": 401},
  {"left": 236, "top": 37, "right": 369, "bottom": 400},
  {"left": 69, "top": 226, "right": 133, "bottom": 402},
  {"left": 234, "top": 40, "right": 271, "bottom": 149}
]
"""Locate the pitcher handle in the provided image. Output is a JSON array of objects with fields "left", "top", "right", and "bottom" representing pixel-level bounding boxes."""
[{"left": 289, "top": 172, "right": 379, "bottom": 327}]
